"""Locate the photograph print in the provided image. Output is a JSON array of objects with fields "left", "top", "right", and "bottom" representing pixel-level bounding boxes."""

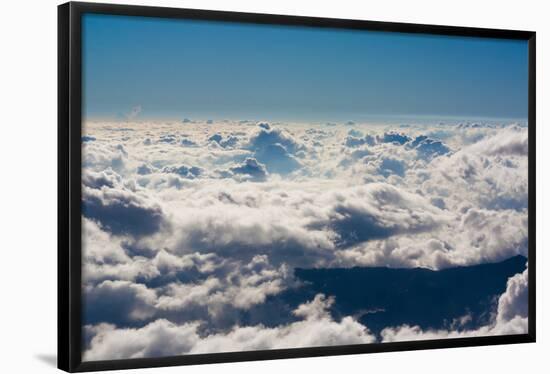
[{"left": 80, "top": 13, "right": 530, "bottom": 361}]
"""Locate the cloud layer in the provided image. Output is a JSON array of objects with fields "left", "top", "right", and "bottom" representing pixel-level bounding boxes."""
[{"left": 81, "top": 118, "right": 529, "bottom": 360}]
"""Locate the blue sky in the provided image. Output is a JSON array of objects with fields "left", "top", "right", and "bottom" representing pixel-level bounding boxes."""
[{"left": 82, "top": 13, "right": 528, "bottom": 122}]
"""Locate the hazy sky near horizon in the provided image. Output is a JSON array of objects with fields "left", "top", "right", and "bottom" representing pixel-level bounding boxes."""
[{"left": 82, "top": 13, "right": 529, "bottom": 122}]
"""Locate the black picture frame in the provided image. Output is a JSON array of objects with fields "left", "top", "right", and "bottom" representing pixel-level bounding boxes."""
[{"left": 58, "top": 1, "right": 536, "bottom": 372}]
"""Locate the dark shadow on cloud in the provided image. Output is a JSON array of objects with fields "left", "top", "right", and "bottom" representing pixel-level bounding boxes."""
[
  {"left": 138, "top": 267, "right": 210, "bottom": 289},
  {"left": 255, "top": 143, "right": 302, "bottom": 175},
  {"left": 380, "top": 132, "right": 411, "bottom": 145},
  {"left": 82, "top": 171, "right": 118, "bottom": 189},
  {"left": 378, "top": 158, "right": 406, "bottom": 178},
  {"left": 344, "top": 134, "right": 375, "bottom": 148},
  {"left": 248, "top": 125, "right": 302, "bottom": 154},
  {"left": 430, "top": 197, "right": 447, "bottom": 210},
  {"left": 136, "top": 163, "right": 154, "bottom": 175},
  {"left": 162, "top": 165, "right": 203, "bottom": 179},
  {"left": 121, "top": 241, "right": 158, "bottom": 259},
  {"left": 208, "top": 134, "right": 223, "bottom": 143},
  {"left": 180, "top": 138, "right": 198, "bottom": 147},
  {"left": 82, "top": 191, "right": 164, "bottom": 237},
  {"left": 328, "top": 205, "right": 396, "bottom": 247},
  {"left": 351, "top": 149, "right": 372, "bottom": 160},
  {"left": 84, "top": 281, "right": 155, "bottom": 327},
  {"left": 229, "top": 158, "right": 268, "bottom": 181},
  {"left": 486, "top": 196, "right": 528, "bottom": 211},
  {"left": 409, "top": 135, "right": 450, "bottom": 160},
  {"left": 339, "top": 149, "right": 372, "bottom": 168},
  {"left": 487, "top": 138, "right": 528, "bottom": 156},
  {"left": 258, "top": 122, "right": 270, "bottom": 130},
  {"left": 347, "top": 129, "right": 363, "bottom": 137},
  {"left": 209, "top": 133, "right": 239, "bottom": 148},
  {"left": 309, "top": 189, "right": 440, "bottom": 248},
  {"left": 344, "top": 136, "right": 365, "bottom": 148}
]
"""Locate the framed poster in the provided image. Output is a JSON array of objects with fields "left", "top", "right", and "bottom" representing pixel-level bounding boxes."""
[{"left": 58, "top": 2, "right": 536, "bottom": 372}]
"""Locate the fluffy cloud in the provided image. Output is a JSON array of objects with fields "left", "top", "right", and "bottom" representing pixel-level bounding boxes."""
[
  {"left": 83, "top": 225, "right": 293, "bottom": 328},
  {"left": 150, "top": 181, "right": 452, "bottom": 270},
  {"left": 81, "top": 118, "right": 529, "bottom": 359},
  {"left": 83, "top": 320, "right": 200, "bottom": 360},
  {"left": 247, "top": 125, "right": 304, "bottom": 174},
  {"left": 335, "top": 206, "right": 527, "bottom": 270},
  {"left": 85, "top": 265, "right": 527, "bottom": 360},
  {"left": 317, "top": 183, "right": 446, "bottom": 248},
  {"left": 408, "top": 135, "right": 450, "bottom": 160},
  {"left": 83, "top": 141, "right": 128, "bottom": 173},
  {"left": 162, "top": 165, "right": 203, "bottom": 179},
  {"left": 155, "top": 254, "right": 289, "bottom": 317},
  {"left": 82, "top": 121, "right": 527, "bottom": 270},
  {"left": 229, "top": 158, "right": 268, "bottom": 181},
  {"left": 344, "top": 134, "right": 375, "bottom": 148},
  {"left": 418, "top": 127, "right": 528, "bottom": 210},
  {"left": 470, "top": 127, "right": 528, "bottom": 156},
  {"left": 84, "top": 294, "right": 376, "bottom": 361},
  {"left": 209, "top": 133, "right": 240, "bottom": 148},
  {"left": 82, "top": 218, "right": 133, "bottom": 271},
  {"left": 496, "top": 267, "right": 528, "bottom": 323}
]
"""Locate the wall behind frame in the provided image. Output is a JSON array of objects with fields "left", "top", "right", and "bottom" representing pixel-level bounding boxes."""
[{"left": 0, "top": 0, "right": 546, "bottom": 373}]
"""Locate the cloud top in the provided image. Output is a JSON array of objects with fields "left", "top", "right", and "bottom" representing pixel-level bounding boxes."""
[{"left": 81, "top": 118, "right": 529, "bottom": 360}]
